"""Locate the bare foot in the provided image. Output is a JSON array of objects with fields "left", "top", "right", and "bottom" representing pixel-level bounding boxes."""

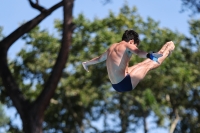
[
  {"left": 168, "top": 41, "right": 175, "bottom": 51},
  {"left": 166, "top": 41, "right": 175, "bottom": 56}
]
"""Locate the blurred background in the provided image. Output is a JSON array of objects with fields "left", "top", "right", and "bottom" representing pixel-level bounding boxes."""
[{"left": 0, "top": 0, "right": 200, "bottom": 133}]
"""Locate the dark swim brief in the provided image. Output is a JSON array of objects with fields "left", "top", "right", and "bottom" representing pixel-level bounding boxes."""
[{"left": 112, "top": 74, "right": 133, "bottom": 92}]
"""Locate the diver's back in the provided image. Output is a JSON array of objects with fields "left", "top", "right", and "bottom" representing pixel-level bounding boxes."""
[{"left": 106, "top": 42, "right": 130, "bottom": 84}]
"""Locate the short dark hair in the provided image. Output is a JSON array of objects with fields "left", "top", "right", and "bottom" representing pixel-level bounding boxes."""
[{"left": 122, "top": 30, "right": 140, "bottom": 45}]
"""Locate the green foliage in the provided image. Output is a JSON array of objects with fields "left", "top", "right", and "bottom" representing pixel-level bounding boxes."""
[
  {"left": 189, "top": 19, "right": 200, "bottom": 47},
  {"left": 0, "top": 103, "right": 9, "bottom": 127},
  {"left": 4, "top": 3, "right": 200, "bottom": 133},
  {"left": 173, "top": 19, "right": 200, "bottom": 133},
  {"left": 9, "top": 26, "right": 60, "bottom": 101},
  {"left": 181, "top": 0, "right": 200, "bottom": 14}
]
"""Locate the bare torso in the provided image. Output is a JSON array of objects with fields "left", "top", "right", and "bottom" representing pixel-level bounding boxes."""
[
  {"left": 83, "top": 40, "right": 174, "bottom": 88},
  {"left": 106, "top": 42, "right": 132, "bottom": 84}
]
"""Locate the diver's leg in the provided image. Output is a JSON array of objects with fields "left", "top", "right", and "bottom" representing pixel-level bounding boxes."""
[{"left": 128, "top": 41, "right": 175, "bottom": 89}]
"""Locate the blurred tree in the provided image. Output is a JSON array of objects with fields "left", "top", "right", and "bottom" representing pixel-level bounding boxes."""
[
  {"left": 0, "top": 0, "right": 73, "bottom": 133},
  {"left": 103, "top": 0, "right": 200, "bottom": 15},
  {"left": 0, "top": 102, "right": 9, "bottom": 130},
  {"left": 172, "top": 19, "right": 200, "bottom": 133},
  {"left": 15, "top": 4, "right": 197, "bottom": 133},
  {"left": 67, "top": 4, "right": 199, "bottom": 133},
  {"left": 181, "top": 0, "right": 200, "bottom": 14},
  {"left": 1, "top": 1, "right": 200, "bottom": 133}
]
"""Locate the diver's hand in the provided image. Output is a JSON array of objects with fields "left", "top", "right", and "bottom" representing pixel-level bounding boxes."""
[
  {"left": 147, "top": 52, "right": 163, "bottom": 64},
  {"left": 82, "top": 62, "right": 89, "bottom": 72}
]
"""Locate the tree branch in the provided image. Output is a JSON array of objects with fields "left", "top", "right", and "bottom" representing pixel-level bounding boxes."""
[
  {"left": 0, "top": 0, "right": 63, "bottom": 120},
  {"left": 34, "top": 0, "right": 74, "bottom": 117},
  {"left": 28, "top": 0, "right": 46, "bottom": 12},
  {"left": 0, "top": 59, "right": 28, "bottom": 120},
  {"left": 181, "top": 0, "right": 200, "bottom": 14},
  {"left": 169, "top": 109, "right": 180, "bottom": 133},
  {"left": 101, "top": 0, "right": 112, "bottom": 5},
  {"left": 0, "top": 1, "right": 63, "bottom": 52},
  {"left": 167, "top": 94, "right": 180, "bottom": 133}
]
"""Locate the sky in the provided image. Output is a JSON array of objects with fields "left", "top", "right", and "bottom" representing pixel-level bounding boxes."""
[
  {"left": 0, "top": 0, "right": 198, "bottom": 59},
  {"left": 0, "top": 0, "right": 199, "bottom": 132}
]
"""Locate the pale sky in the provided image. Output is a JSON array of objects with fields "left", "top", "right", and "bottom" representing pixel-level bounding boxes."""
[
  {"left": 0, "top": 0, "right": 198, "bottom": 132},
  {"left": 0, "top": 0, "right": 197, "bottom": 59}
]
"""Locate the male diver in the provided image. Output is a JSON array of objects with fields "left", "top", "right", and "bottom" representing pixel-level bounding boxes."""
[{"left": 82, "top": 30, "right": 175, "bottom": 92}]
